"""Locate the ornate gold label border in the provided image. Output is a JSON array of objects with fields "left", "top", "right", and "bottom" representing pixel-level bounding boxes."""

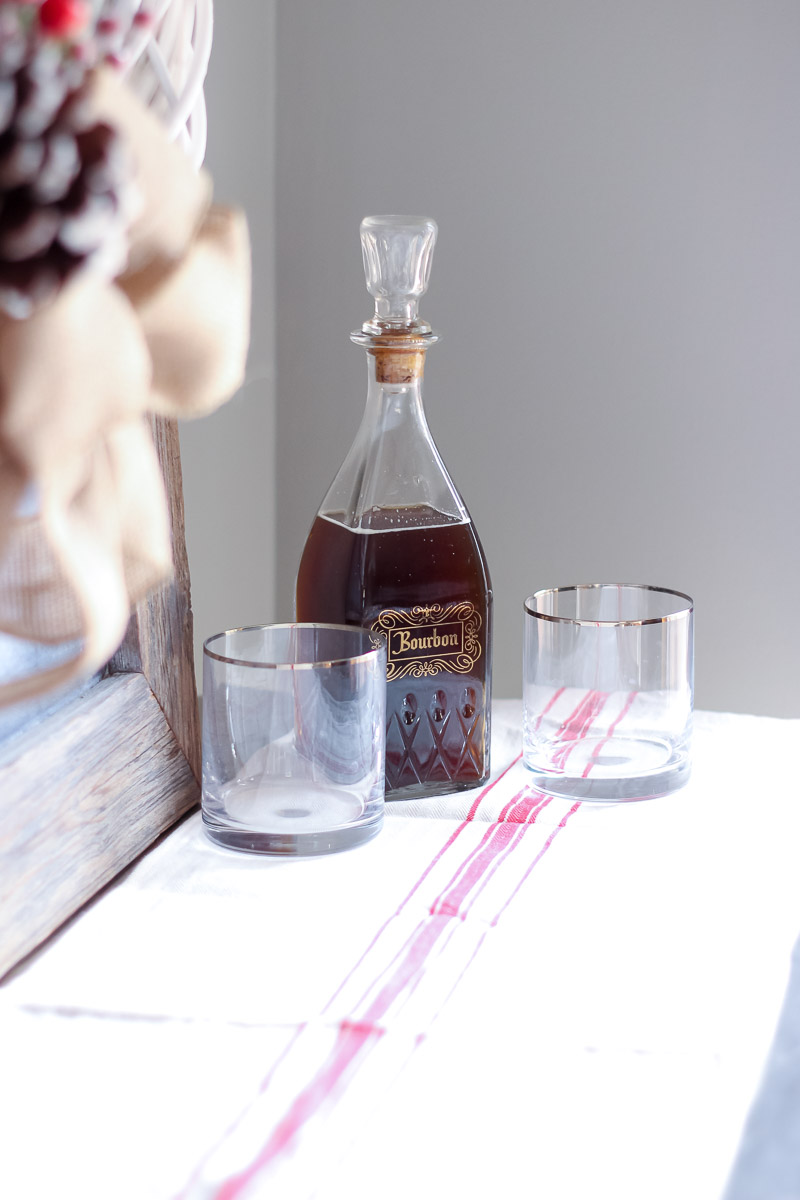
[{"left": 372, "top": 602, "right": 483, "bottom": 681}]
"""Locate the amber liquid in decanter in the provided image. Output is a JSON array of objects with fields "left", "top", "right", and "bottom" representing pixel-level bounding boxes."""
[{"left": 296, "top": 504, "right": 492, "bottom": 796}]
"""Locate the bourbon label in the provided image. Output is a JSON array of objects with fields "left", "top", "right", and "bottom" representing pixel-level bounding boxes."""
[{"left": 372, "top": 602, "right": 482, "bottom": 682}]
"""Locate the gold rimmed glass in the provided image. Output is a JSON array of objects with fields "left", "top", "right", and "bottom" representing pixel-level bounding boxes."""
[
  {"left": 202, "top": 624, "right": 386, "bottom": 854},
  {"left": 523, "top": 585, "right": 693, "bottom": 801}
]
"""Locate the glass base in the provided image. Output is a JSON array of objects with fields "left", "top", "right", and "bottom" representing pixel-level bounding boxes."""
[
  {"left": 201, "top": 778, "right": 383, "bottom": 856},
  {"left": 524, "top": 738, "right": 690, "bottom": 802},
  {"left": 387, "top": 772, "right": 490, "bottom": 803},
  {"left": 203, "top": 816, "right": 383, "bottom": 856}
]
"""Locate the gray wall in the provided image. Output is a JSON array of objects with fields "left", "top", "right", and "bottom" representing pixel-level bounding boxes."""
[
  {"left": 180, "top": 0, "right": 277, "bottom": 684},
  {"left": 184, "top": 1, "right": 800, "bottom": 717}
]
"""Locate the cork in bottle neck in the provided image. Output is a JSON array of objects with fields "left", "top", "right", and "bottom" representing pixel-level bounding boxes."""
[{"left": 370, "top": 344, "right": 425, "bottom": 384}]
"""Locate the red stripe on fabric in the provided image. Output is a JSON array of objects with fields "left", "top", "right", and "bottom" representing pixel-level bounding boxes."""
[
  {"left": 433, "top": 794, "right": 549, "bottom": 920},
  {"left": 534, "top": 685, "right": 566, "bottom": 732},
  {"left": 429, "top": 816, "right": 515, "bottom": 917},
  {"left": 356, "top": 864, "right": 487, "bottom": 1018},
  {"left": 555, "top": 690, "right": 601, "bottom": 740},
  {"left": 352, "top": 789, "right": 550, "bottom": 1017},
  {"left": 452, "top": 793, "right": 551, "bottom": 922},
  {"left": 360, "top": 918, "right": 452, "bottom": 1025},
  {"left": 311, "top": 752, "right": 523, "bottom": 1027},
  {"left": 373, "top": 800, "right": 581, "bottom": 1099},
  {"left": 463, "top": 752, "right": 523, "bottom": 821},
  {"left": 176, "top": 1021, "right": 308, "bottom": 1200},
  {"left": 458, "top": 794, "right": 552, "bottom": 921},
  {"left": 497, "top": 785, "right": 531, "bottom": 823},
  {"left": 195, "top": 721, "right": 589, "bottom": 1198},
  {"left": 363, "top": 791, "right": 553, "bottom": 1015},
  {"left": 368, "top": 913, "right": 466, "bottom": 1021},
  {"left": 504, "top": 789, "right": 551, "bottom": 825},
  {"left": 205, "top": 793, "right": 581, "bottom": 1199},
  {"left": 571, "top": 691, "right": 608, "bottom": 746},
  {"left": 214, "top": 1021, "right": 382, "bottom": 1200},
  {"left": 581, "top": 690, "right": 637, "bottom": 778},
  {"left": 199, "top": 780, "right": 550, "bottom": 1199},
  {"left": 437, "top": 825, "right": 524, "bottom": 919},
  {"left": 216, "top": 794, "right": 567, "bottom": 1198},
  {"left": 552, "top": 690, "right": 609, "bottom": 769},
  {"left": 428, "top": 692, "right": 591, "bottom": 918},
  {"left": 492, "top": 801, "right": 582, "bottom": 927},
  {"left": 359, "top": 699, "right": 591, "bottom": 1010},
  {"left": 346, "top": 777, "right": 535, "bottom": 1016}
]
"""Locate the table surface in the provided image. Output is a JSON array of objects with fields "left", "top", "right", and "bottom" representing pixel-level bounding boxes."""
[{"left": 2, "top": 700, "right": 799, "bottom": 1200}]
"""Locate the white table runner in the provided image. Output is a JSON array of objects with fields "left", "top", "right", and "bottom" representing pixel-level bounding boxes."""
[{"left": 2, "top": 701, "right": 799, "bottom": 1199}]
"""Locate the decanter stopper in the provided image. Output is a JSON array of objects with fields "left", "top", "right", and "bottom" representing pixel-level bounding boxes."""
[{"left": 360, "top": 215, "right": 437, "bottom": 332}]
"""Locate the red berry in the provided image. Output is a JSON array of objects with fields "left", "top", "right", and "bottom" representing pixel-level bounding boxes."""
[{"left": 38, "top": 0, "right": 89, "bottom": 38}]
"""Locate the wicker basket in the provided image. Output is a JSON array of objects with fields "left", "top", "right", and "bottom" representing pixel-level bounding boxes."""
[{"left": 119, "top": 0, "right": 213, "bottom": 167}]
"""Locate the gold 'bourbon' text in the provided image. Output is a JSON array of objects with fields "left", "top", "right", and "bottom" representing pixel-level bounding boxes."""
[
  {"left": 392, "top": 621, "right": 461, "bottom": 656},
  {"left": 373, "top": 602, "right": 482, "bottom": 681}
]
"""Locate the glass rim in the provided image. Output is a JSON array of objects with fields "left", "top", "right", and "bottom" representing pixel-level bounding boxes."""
[
  {"left": 523, "top": 584, "right": 694, "bottom": 627},
  {"left": 203, "top": 623, "right": 386, "bottom": 670}
]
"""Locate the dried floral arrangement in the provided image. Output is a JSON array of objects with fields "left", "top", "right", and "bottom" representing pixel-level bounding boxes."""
[{"left": 0, "top": 0, "right": 250, "bottom": 705}]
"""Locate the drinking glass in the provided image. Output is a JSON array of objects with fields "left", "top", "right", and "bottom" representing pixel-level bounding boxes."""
[
  {"left": 202, "top": 624, "right": 386, "bottom": 854},
  {"left": 523, "top": 585, "right": 693, "bottom": 801}
]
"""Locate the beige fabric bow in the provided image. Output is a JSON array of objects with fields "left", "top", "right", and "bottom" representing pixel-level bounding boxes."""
[{"left": 0, "top": 68, "right": 251, "bottom": 705}]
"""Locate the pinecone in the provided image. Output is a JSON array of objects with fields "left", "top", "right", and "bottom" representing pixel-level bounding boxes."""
[{"left": 0, "top": 9, "right": 133, "bottom": 320}]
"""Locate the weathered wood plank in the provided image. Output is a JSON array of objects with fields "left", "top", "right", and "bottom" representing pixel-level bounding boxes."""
[
  {"left": 0, "top": 672, "right": 198, "bottom": 979},
  {"left": 1, "top": 414, "right": 201, "bottom": 979},
  {"left": 109, "top": 415, "right": 201, "bottom": 780}
]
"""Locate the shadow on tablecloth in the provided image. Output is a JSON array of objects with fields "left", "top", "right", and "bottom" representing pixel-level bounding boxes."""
[{"left": 723, "top": 933, "right": 800, "bottom": 1200}]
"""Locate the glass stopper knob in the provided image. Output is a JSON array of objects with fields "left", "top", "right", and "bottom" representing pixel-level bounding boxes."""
[{"left": 360, "top": 215, "right": 437, "bottom": 328}]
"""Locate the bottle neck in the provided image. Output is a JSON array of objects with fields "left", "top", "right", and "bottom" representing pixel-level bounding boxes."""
[
  {"left": 363, "top": 349, "right": 428, "bottom": 423},
  {"left": 313, "top": 343, "right": 467, "bottom": 530}
]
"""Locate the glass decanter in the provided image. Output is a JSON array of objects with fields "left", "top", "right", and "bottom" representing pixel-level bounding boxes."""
[{"left": 295, "top": 215, "right": 492, "bottom": 799}]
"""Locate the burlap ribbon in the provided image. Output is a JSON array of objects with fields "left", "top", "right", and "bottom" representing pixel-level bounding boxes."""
[{"left": 0, "top": 68, "right": 251, "bottom": 705}]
